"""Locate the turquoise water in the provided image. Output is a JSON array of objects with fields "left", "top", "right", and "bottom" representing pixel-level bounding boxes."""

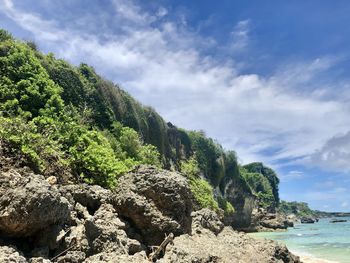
[{"left": 251, "top": 217, "right": 350, "bottom": 263}]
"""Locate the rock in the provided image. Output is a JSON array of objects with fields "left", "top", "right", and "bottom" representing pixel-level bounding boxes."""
[
  {"left": 35, "top": 225, "right": 67, "bottom": 251},
  {"left": 260, "top": 214, "right": 293, "bottom": 230},
  {"left": 55, "top": 251, "right": 86, "bottom": 263},
  {"left": 59, "top": 184, "right": 112, "bottom": 215},
  {"left": 191, "top": 209, "right": 224, "bottom": 235},
  {"left": 45, "top": 176, "right": 57, "bottom": 186},
  {"left": 29, "top": 258, "right": 51, "bottom": 263},
  {"left": 113, "top": 166, "right": 193, "bottom": 245},
  {"left": 84, "top": 251, "right": 148, "bottom": 263},
  {"left": 0, "top": 245, "right": 27, "bottom": 263},
  {"left": 64, "top": 224, "right": 89, "bottom": 254},
  {"left": 84, "top": 204, "right": 129, "bottom": 254},
  {"left": 300, "top": 217, "right": 315, "bottom": 224},
  {"left": 221, "top": 175, "right": 256, "bottom": 229},
  {"left": 330, "top": 219, "right": 347, "bottom": 223},
  {"left": 0, "top": 170, "right": 70, "bottom": 237},
  {"left": 159, "top": 227, "right": 301, "bottom": 263}
]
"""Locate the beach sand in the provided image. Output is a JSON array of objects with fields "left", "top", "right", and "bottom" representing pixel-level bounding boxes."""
[{"left": 299, "top": 255, "right": 339, "bottom": 263}]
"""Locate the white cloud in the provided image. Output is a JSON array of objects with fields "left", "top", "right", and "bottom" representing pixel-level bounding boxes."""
[
  {"left": 305, "top": 132, "right": 350, "bottom": 172},
  {"left": 229, "top": 19, "right": 251, "bottom": 52},
  {"left": 341, "top": 201, "right": 348, "bottom": 208},
  {"left": 280, "top": 170, "right": 304, "bottom": 182},
  {"left": 156, "top": 7, "right": 168, "bottom": 18},
  {"left": 2, "top": 0, "right": 350, "bottom": 172}
]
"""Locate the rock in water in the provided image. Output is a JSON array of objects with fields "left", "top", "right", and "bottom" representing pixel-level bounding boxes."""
[
  {"left": 300, "top": 217, "right": 316, "bottom": 224},
  {"left": 113, "top": 166, "right": 194, "bottom": 245},
  {"left": 0, "top": 170, "right": 70, "bottom": 237}
]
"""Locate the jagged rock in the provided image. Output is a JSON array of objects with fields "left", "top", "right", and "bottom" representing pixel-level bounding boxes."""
[
  {"left": 55, "top": 251, "right": 86, "bottom": 263},
  {"left": 0, "top": 170, "right": 70, "bottom": 237},
  {"left": 191, "top": 209, "right": 224, "bottom": 235},
  {"left": 0, "top": 245, "right": 27, "bottom": 263},
  {"left": 223, "top": 178, "right": 256, "bottom": 229},
  {"left": 330, "top": 219, "right": 347, "bottom": 223},
  {"left": 64, "top": 224, "right": 89, "bottom": 254},
  {"left": 35, "top": 225, "right": 67, "bottom": 251},
  {"left": 159, "top": 227, "right": 301, "bottom": 263},
  {"left": 84, "top": 204, "right": 129, "bottom": 254},
  {"left": 59, "top": 184, "right": 111, "bottom": 215},
  {"left": 300, "top": 217, "right": 315, "bottom": 224},
  {"left": 113, "top": 166, "right": 194, "bottom": 245},
  {"left": 84, "top": 251, "right": 148, "bottom": 263},
  {"left": 260, "top": 216, "right": 292, "bottom": 230},
  {"left": 29, "top": 258, "right": 51, "bottom": 263}
]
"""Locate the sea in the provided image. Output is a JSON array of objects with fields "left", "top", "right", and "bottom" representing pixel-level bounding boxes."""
[{"left": 251, "top": 217, "right": 350, "bottom": 263}]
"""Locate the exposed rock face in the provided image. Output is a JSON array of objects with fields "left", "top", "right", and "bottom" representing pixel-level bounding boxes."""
[
  {"left": 0, "top": 245, "right": 27, "bottom": 263},
  {"left": 59, "top": 184, "right": 112, "bottom": 216},
  {"left": 0, "top": 170, "right": 70, "bottom": 237},
  {"left": 113, "top": 166, "right": 194, "bottom": 245},
  {"left": 159, "top": 227, "right": 300, "bottom": 263},
  {"left": 0, "top": 165, "right": 300, "bottom": 263},
  {"left": 84, "top": 203, "right": 141, "bottom": 255},
  {"left": 244, "top": 209, "right": 294, "bottom": 232},
  {"left": 259, "top": 213, "right": 294, "bottom": 231},
  {"left": 222, "top": 177, "right": 256, "bottom": 229},
  {"left": 191, "top": 209, "right": 224, "bottom": 235}
]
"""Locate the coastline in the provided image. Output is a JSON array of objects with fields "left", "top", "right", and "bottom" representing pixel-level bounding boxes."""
[
  {"left": 298, "top": 254, "right": 338, "bottom": 263},
  {"left": 249, "top": 233, "right": 340, "bottom": 263},
  {"left": 300, "top": 256, "right": 338, "bottom": 263}
]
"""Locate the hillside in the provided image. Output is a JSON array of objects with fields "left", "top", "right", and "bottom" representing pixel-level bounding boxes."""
[
  {"left": 0, "top": 28, "right": 304, "bottom": 262},
  {"left": 278, "top": 201, "right": 350, "bottom": 218},
  {"left": 0, "top": 29, "right": 283, "bottom": 225}
]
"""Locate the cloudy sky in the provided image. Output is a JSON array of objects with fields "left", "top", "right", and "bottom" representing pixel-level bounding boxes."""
[{"left": 1, "top": 0, "right": 350, "bottom": 211}]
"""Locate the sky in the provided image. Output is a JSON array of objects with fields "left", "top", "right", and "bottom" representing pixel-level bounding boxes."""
[{"left": 1, "top": 0, "right": 350, "bottom": 212}]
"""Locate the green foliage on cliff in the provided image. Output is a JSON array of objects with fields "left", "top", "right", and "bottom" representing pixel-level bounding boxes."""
[
  {"left": 278, "top": 201, "right": 318, "bottom": 217},
  {"left": 240, "top": 164, "right": 279, "bottom": 211},
  {"left": 0, "top": 32, "right": 160, "bottom": 187},
  {"left": 243, "top": 162, "right": 280, "bottom": 207},
  {"left": 0, "top": 29, "right": 279, "bottom": 212},
  {"left": 181, "top": 157, "right": 234, "bottom": 214}
]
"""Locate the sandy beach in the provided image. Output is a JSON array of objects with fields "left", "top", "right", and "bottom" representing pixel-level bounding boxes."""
[{"left": 299, "top": 254, "right": 339, "bottom": 263}]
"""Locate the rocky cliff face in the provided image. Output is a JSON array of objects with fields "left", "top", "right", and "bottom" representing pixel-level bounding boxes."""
[{"left": 0, "top": 165, "right": 300, "bottom": 263}]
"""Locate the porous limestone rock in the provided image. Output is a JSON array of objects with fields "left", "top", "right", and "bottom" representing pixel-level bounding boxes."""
[
  {"left": 0, "top": 170, "right": 70, "bottom": 237},
  {"left": 113, "top": 166, "right": 194, "bottom": 245}
]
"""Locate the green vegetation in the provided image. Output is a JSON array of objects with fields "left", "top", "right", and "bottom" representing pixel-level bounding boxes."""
[
  {"left": 0, "top": 30, "right": 160, "bottom": 188},
  {"left": 0, "top": 29, "right": 281, "bottom": 213},
  {"left": 180, "top": 157, "right": 234, "bottom": 213},
  {"left": 240, "top": 163, "right": 280, "bottom": 211},
  {"left": 278, "top": 201, "right": 318, "bottom": 217}
]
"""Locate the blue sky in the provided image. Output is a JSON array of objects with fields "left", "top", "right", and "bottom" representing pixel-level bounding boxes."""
[{"left": 1, "top": 0, "right": 350, "bottom": 211}]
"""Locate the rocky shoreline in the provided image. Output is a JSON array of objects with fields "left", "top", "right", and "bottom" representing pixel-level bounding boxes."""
[{"left": 0, "top": 166, "right": 301, "bottom": 262}]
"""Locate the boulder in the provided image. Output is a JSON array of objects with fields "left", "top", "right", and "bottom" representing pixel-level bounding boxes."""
[
  {"left": 0, "top": 170, "right": 70, "bottom": 237},
  {"left": 0, "top": 245, "right": 27, "bottom": 263},
  {"left": 191, "top": 209, "right": 224, "bottom": 235},
  {"left": 330, "top": 219, "right": 347, "bottom": 223},
  {"left": 113, "top": 166, "right": 194, "bottom": 245},
  {"left": 260, "top": 214, "right": 293, "bottom": 230},
  {"left": 84, "top": 204, "right": 130, "bottom": 254},
  {"left": 159, "top": 227, "right": 301, "bottom": 263},
  {"left": 59, "top": 184, "right": 112, "bottom": 215},
  {"left": 300, "top": 217, "right": 315, "bottom": 224}
]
